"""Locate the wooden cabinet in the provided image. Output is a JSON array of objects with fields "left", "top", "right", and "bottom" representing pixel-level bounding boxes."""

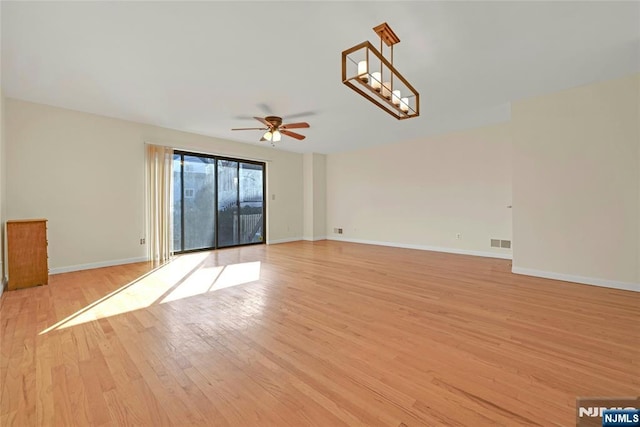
[{"left": 7, "top": 219, "right": 48, "bottom": 290}]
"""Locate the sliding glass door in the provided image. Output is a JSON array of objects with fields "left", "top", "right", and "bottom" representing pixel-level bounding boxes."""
[
  {"left": 172, "top": 151, "right": 265, "bottom": 253},
  {"left": 217, "top": 159, "right": 238, "bottom": 247},
  {"left": 239, "top": 162, "right": 265, "bottom": 245},
  {"left": 217, "top": 160, "right": 265, "bottom": 247},
  {"left": 183, "top": 155, "right": 216, "bottom": 251}
]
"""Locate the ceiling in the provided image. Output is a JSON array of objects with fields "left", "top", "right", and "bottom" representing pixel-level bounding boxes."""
[{"left": 2, "top": 1, "right": 639, "bottom": 154}]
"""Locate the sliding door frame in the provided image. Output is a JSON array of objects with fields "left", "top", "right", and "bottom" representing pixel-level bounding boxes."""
[{"left": 173, "top": 150, "right": 266, "bottom": 254}]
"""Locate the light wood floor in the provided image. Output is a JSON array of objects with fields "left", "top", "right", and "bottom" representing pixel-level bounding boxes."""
[{"left": 1, "top": 241, "right": 638, "bottom": 426}]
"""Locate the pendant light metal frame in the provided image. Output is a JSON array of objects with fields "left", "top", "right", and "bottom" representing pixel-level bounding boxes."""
[{"left": 341, "top": 22, "right": 420, "bottom": 120}]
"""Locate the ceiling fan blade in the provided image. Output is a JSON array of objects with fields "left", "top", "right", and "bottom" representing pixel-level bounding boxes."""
[
  {"left": 281, "top": 130, "right": 306, "bottom": 140},
  {"left": 259, "top": 137, "right": 267, "bottom": 142},
  {"left": 231, "top": 127, "right": 267, "bottom": 131},
  {"left": 281, "top": 122, "right": 310, "bottom": 129},
  {"left": 254, "top": 116, "right": 271, "bottom": 127},
  {"left": 256, "top": 103, "right": 274, "bottom": 115},
  {"left": 285, "top": 110, "right": 317, "bottom": 119}
]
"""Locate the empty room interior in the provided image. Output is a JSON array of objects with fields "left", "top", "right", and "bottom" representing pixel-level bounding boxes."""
[{"left": 1, "top": 1, "right": 639, "bottom": 426}]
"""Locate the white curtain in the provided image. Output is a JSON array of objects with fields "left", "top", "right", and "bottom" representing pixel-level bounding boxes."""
[{"left": 145, "top": 144, "right": 173, "bottom": 263}]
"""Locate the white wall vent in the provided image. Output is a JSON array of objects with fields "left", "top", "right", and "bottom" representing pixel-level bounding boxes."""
[{"left": 491, "top": 239, "right": 512, "bottom": 249}]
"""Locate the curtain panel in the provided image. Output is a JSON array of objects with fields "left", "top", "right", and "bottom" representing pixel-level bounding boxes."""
[{"left": 145, "top": 144, "right": 173, "bottom": 263}]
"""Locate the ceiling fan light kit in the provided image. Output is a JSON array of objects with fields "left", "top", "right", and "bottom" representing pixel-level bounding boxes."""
[
  {"left": 342, "top": 22, "right": 419, "bottom": 120},
  {"left": 231, "top": 115, "right": 309, "bottom": 144},
  {"left": 267, "top": 130, "right": 281, "bottom": 142}
]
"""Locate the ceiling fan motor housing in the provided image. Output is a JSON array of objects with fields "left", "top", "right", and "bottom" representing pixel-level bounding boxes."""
[{"left": 265, "top": 116, "right": 283, "bottom": 128}]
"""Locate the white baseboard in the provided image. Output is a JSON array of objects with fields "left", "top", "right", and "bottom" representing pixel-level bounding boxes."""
[
  {"left": 512, "top": 267, "right": 639, "bottom": 292},
  {"left": 303, "top": 236, "right": 327, "bottom": 242},
  {"left": 327, "top": 236, "right": 513, "bottom": 260},
  {"left": 267, "top": 237, "right": 303, "bottom": 245},
  {"left": 50, "top": 257, "right": 148, "bottom": 275}
]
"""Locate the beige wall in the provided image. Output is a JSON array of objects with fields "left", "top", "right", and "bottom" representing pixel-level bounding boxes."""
[
  {"left": 512, "top": 74, "right": 639, "bottom": 288},
  {"left": 326, "top": 73, "right": 639, "bottom": 290},
  {"left": 0, "top": 91, "right": 5, "bottom": 295},
  {"left": 326, "top": 122, "right": 513, "bottom": 257},
  {"left": 5, "top": 99, "right": 303, "bottom": 272},
  {"left": 302, "top": 152, "right": 327, "bottom": 241},
  {"left": 5, "top": 73, "right": 638, "bottom": 290},
  {"left": 312, "top": 153, "right": 326, "bottom": 239},
  {"left": 303, "top": 153, "right": 313, "bottom": 239}
]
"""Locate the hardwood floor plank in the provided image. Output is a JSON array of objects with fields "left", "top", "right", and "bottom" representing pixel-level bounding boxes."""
[
  {"left": 1, "top": 241, "right": 638, "bottom": 426},
  {"left": 34, "top": 334, "right": 54, "bottom": 426},
  {"left": 77, "top": 346, "right": 117, "bottom": 425}
]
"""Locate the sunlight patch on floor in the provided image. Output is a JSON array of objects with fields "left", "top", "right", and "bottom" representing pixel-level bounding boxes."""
[
  {"left": 40, "top": 253, "right": 261, "bottom": 334},
  {"left": 159, "top": 265, "right": 224, "bottom": 303},
  {"left": 214, "top": 261, "right": 262, "bottom": 291}
]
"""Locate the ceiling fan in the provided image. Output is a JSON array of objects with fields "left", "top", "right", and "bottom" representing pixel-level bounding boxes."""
[{"left": 231, "top": 116, "right": 310, "bottom": 143}]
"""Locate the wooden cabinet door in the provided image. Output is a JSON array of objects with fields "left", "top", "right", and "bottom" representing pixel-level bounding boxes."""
[{"left": 7, "top": 219, "right": 48, "bottom": 290}]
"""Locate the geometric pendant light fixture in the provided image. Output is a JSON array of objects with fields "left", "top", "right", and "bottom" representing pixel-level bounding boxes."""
[{"left": 342, "top": 22, "right": 419, "bottom": 119}]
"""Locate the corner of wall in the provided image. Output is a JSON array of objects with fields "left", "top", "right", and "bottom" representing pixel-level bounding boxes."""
[
  {"left": 312, "top": 153, "right": 327, "bottom": 239},
  {"left": 302, "top": 153, "right": 327, "bottom": 241},
  {"left": 302, "top": 153, "right": 314, "bottom": 239},
  {"left": 512, "top": 73, "right": 640, "bottom": 288}
]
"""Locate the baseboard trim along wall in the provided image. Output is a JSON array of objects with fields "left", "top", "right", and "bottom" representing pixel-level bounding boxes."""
[
  {"left": 512, "top": 267, "right": 640, "bottom": 293},
  {"left": 51, "top": 240, "right": 308, "bottom": 273},
  {"left": 327, "top": 236, "right": 513, "bottom": 260},
  {"left": 45, "top": 244, "right": 637, "bottom": 292},
  {"left": 267, "top": 237, "right": 303, "bottom": 245},
  {"left": 50, "top": 257, "right": 148, "bottom": 275},
  {"left": 303, "top": 236, "right": 328, "bottom": 242}
]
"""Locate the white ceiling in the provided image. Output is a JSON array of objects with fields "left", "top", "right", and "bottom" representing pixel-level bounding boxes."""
[{"left": 2, "top": 1, "right": 639, "bottom": 154}]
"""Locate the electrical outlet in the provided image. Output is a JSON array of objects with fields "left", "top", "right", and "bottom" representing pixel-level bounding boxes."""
[
  {"left": 140, "top": 238, "right": 145, "bottom": 245},
  {"left": 338, "top": 228, "right": 343, "bottom": 234},
  {"left": 456, "top": 233, "right": 462, "bottom": 240}
]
